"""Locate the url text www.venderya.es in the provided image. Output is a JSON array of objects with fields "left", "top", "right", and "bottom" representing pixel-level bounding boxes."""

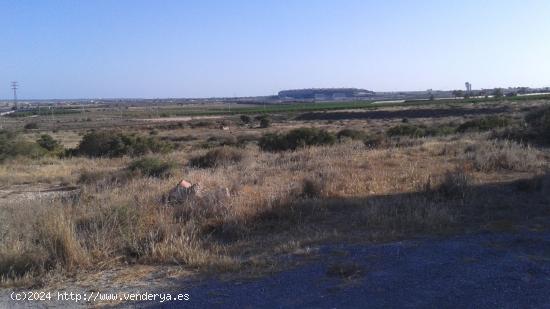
[{"left": 10, "top": 291, "right": 190, "bottom": 303}]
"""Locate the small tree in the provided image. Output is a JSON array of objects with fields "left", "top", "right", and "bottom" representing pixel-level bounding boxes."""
[
  {"left": 259, "top": 118, "right": 271, "bottom": 128},
  {"left": 240, "top": 115, "right": 251, "bottom": 124},
  {"left": 24, "top": 122, "right": 38, "bottom": 130},
  {"left": 493, "top": 88, "right": 503, "bottom": 98},
  {"left": 36, "top": 134, "right": 61, "bottom": 151}
]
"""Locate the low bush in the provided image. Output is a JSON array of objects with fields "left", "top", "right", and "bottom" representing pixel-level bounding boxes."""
[
  {"left": 74, "top": 131, "right": 173, "bottom": 158},
  {"left": 203, "top": 135, "right": 238, "bottom": 148},
  {"left": 425, "top": 169, "right": 471, "bottom": 200},
  {"left": 160, "top": 135, "right": 197, "bottom": 143},
  {"left": 387, "top": 123, "right": 458, "bottom": 139},
  {"left": 462, "top": 140, "right": 542, "bottom": 172},
  {"left": 127, "top": 157, "right": 175, "bottom": 178},
  {"left": 425, "top": 125, "right": 457, "bottom": 136},
  {"left": 259, "top": 127, "right": 336, "bottom": 151},
  {"left": 336, "top": 129, "right": 366, "bottom": 141},
  {"left": 236, "top": 134, "right": 258, "bottom": 147},
  {"left": 363, "top": 134, "right": 387, "bottom": 148},
  {"left": 189, "top": 120, "right": 214, "bottom": 128},
  {"left": 7, "top": 141, "right": 46, "bottom": 160},
  {"left": 77, "top": 169, "right": 133, "bottom": 189},
  {"left": 189, "top": 147, "right": 245, "bottom": 168},
  {"left": 259, "top": 118, "right": 271, "bottom": 128},
  {"left": 36, "top": 134, "right": 62, "bottom": 152},
  {"left": 387, "top": 124, "right": 426, "bottom": 138},
  {"left": 240, "top": 115, "right": 251, "bottom": 124},
  {"left": 0, "top": 130, "right": 47, "bottom": 162},
  {"left": 23, "top": 123, "right": 38, "bottom": 130},
  {"left": 525, "top": 107, "right": 550, "bottom": 143},
  {"left": 457, "top": 116, "right": 511, "bottom": 133}
]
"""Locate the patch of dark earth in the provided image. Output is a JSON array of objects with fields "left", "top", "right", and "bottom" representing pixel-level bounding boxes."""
[
  {"left": 295, "top": 106, "right": 510, "bottom": 121},
  {"left": 122, "top": 228, "right": 550, "bottom": 309}
]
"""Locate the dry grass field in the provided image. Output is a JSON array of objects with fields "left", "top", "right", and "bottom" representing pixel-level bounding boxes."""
[{"left": 1, "top": 99, "right": 549, "bottom": 289}]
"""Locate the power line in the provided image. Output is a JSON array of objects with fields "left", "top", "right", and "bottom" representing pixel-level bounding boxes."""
[{"left": 11, "top": 81, "right": 18, "bottom": 110}]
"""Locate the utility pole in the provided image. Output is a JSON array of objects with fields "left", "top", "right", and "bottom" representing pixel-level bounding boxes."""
[
  {"left": 50, "top": 105, "right": 55, "bottom": 123},
  {"left": 11, "top": 81, "right": 18, "bottom": 110}
]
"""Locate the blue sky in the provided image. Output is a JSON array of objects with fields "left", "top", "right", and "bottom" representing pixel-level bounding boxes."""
[{"left": 1, "top": 0, "right": 549, "bottom": 99}]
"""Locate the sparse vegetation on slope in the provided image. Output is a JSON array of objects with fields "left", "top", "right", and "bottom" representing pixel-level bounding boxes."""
[
  {"left": 1, "top": 99, "right": 550, "bottom": 290},
  {"left": 0, "top": 130, "right": 63, "bottom": 162},
  {"left": 457, "top": 116, "right": 512, "bottom": 133}
]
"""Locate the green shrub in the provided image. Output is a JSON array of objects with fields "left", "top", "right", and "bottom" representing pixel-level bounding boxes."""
[
  {"left": 337, "top": 129, "right": 366, "bottom": 141},
  {"left": 190, "top": 120, "right": 213, "bottom": 128},
  {"left": 457, "top": 116, "right": 511, "bottom": 133},
  {"left": 75, "top": 131, "right": 173, "bottom": 158},
  {"left": 425, "top": 169, "right": 471, "bottom": 200},
  {"left": 127, "top": 157, "right": 175, "bottom": 178},
  {"left": 8, "top": 140, "right": 46, "bottom": 160},
  {"left": 189, "top": 147, "right": 244, "bottom": 168},
  {"left": 236, "top": 134, "right": 258, "bottom": 147},
  {"left": 259, "top": 127, "right": 336, "bottom": 151},
  {"left": 36, "top": 134, "right": 61, "bottom": 151},
  {"left": 387, "top": 124, "right": 426, "bottom": 138},
  {"left": 24, "top": 122, "right": 38, "bottom": 130},
  {"left": 387, "top": 123, "right": 457, "bottom": 138},
  {"left": 302, "top": 178, "right": 323, "bottom": 198},
  {"left": 77, "top": 169, "right": 133, "bottom": 188},
  {"left": 259, "top": 118, "right": 271, "bottom": 128},
  {"left": 240, "top": 115, "right": 251, "bottom": 124},
  {"left": 258, "top": 133, "right": 283, "bottom": 151},
  {"left": 204, "top": 135, "right": 238, "bottom": 148},
  {"left": 425, "top": 125, "right": 457, "bottom": 136},
  {"left": 525, "top": 107, "right": 550, "bottom": 142},
  {"left": 363, "top": 134, "right": 387, "bottom": 148},
  {"left": 0, "top": 130, "right": 47, "bottom": 162}
]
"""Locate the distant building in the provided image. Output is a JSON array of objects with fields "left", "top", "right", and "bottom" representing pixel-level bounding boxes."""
[
  {"left": 278, "top": 88, "right": 375, "bottom": 100},
  {"left": 465, "top": 82, "right": 472, "bottom": 93},
  {"left": 314, "top": 94, "right": 328, "bottom": 100}
]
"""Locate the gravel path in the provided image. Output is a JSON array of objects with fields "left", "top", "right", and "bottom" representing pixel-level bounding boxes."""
[{"left": 142, "top": 230, "right": 550, "bottom": 308}]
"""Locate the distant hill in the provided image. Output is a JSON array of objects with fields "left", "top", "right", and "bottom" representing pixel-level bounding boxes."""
[{"left": 278, "top": 88, "right": 375, "bottom": 100}]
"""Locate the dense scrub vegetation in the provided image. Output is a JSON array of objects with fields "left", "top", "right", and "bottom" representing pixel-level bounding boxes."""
[
  {"left": 0, "top": 131, "right": 62, "bottom": 162},
  {"left": 189, "top": 147, "right": 245, "bottom": 168},
  {"left": 23, "top": 122, "right": 39, "bottom": 130},
  {"left": 336, "top": 129, "right": 367, "bottom": 141},
  {"left": 387, "top": 124, "right": 428, "bottom": 138},
  {"left": 127, "top": 157, "right": 175, "bottom": 178},
  {"left": 456, "top": 116, "right": 511, "bottom": 133},
  {"left": 386, "top": 124, "right": 456, "bottom": 138},
  {"left": 259, "top": 127, "right": 336, "bottom": 151},
  {"left": 386, "top": 116, "right": 515, "bottom": 139},
  {"left": 240, "top": 115, "right": 251, "bottom": 124},
  {"left": 525, "top": 106, "right": 550, "bottom": 143},
  {"left": 73, "top": 131, "right": 173, "bottom": 158}
]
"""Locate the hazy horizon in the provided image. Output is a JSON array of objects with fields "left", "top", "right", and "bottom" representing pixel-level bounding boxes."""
[{"left": 2, "top": 0, "right": 550, "bottom": 100}]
